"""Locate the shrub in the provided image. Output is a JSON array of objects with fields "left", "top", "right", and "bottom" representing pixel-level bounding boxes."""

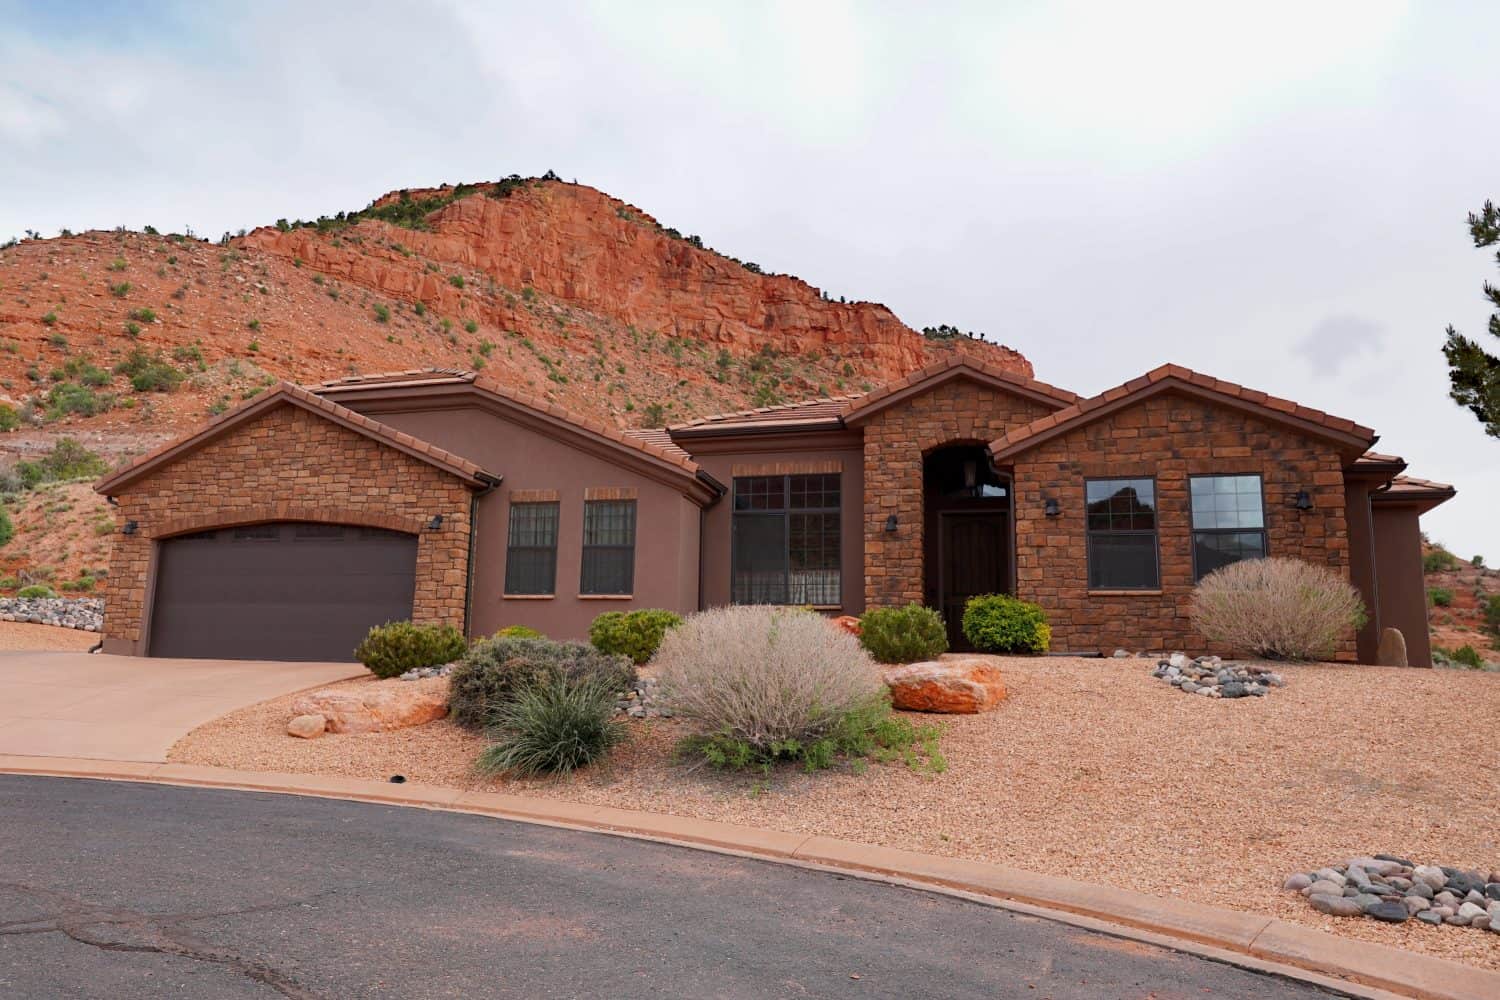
[
  {"left": 962, "top": 594, "right": 1051, "bottom": 654},
  {"left": 43, "top": 383, "right": 112, "bottom": 420},
  {"left": 493, "top": 624, "right": 544, "bottom": 639},
  {"left": 1484, "top": 594, "right": 1500, "bottom": 635},
  {"left": 0, "top": 404, "right": 19, "bottom": 431},
  {"left": 475, "top": 674, "right": 625, "bottom": 777},
  {"left": 41, "top": 311, "right": 58, "bottom": 326},
  {"left": 372, "top": 304, "right": 389, "bottom": 323},
  {"left": 114, "top": 348, "right": 184, "bottom": 393},
  {"left": 353, "top": 620, "right": 467, "bottom": 679},
  {"left": 1472, "top": 555, "right": 1486, "bottom": 568},
  {"left": 15, "top": 438, "right": 108, "bottom": 486},
  {"left": 655, "top": 605, "right": 887, "bottom": 766},
  {"left": 588, "top": 609, "right": 682, "bottom": 665},
  {"left": 1190, "top": 557, "right": 1366, "bottom": 661},
  {"left": 17, "top": 585, "right": 56, "bottom": 599},
  {"left": 448, "top": 636, "right": 634, "bottom": 730},
  {"left": 128, "top": 307, "right": 156, "bottom": 324},
  {"left": 858, "top": 603, "right": 948, "bottom": 663},
  {"left": 1451, "top": 645, "right": 1484, "bottom": 669},
  {"left": 1423, "top": 548, "right": 1458, "bottom": 573},
  {"left": 449, "top": 274, "right": 465, "bottom": 289},
  {"left": 0, "top": 507, "right": 12, "bottom": 547},
  {"left": 1427, "top": 587, "right": 1454, "bottom": 608}
]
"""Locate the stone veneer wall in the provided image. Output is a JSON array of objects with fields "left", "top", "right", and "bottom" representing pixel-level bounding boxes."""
[
  {"left": 1010, "top": 391, "right": 1355, "bottom": 659},
  {"left": 102, "top": 404, "right": 474, "bottom": 652},
  {"left": 862, "top": 380, "right": 1053, "bottom": 607}
]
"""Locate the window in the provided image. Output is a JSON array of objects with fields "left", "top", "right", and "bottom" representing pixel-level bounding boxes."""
[
  {"left": 1190, "top": 475, "right": 1266, "bottom": 581},
  {"left": 1086, "top": 478, "right": 1159, "bottom": 590},
  {"left": 504, "top": 501, "right": 559, "bottom": 595},
  {"left": 731, "top": 474, "right": 841, "bottom": 605},
  {"left": 581, "top": 500, "right": 636, "bottom": 595}
]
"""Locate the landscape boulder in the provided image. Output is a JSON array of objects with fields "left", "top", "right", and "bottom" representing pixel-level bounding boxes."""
[
  {"left": 831, "top": 615, "right": 862, "bottom": 637},
  {"left": 1375, "top": 628, "right": 1408, "bottom": 668},
  {"left": 286, "top": 714, "right": 327, "bottom": 739},
  {"left": 882, "top": 657, "right": 1007, "bottom": 714},
  {"left": 290, "top": 677, "right": 449, "bottom": 734}
]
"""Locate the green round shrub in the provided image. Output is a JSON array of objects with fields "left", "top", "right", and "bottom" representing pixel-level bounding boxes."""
[
  {"left": 858, "top": 603, "right": 948, "bottom": 664},
  {"left": 493, "top": 624, "right": 544, "bottom": 639},
  {"left": 449, "top": 636, "right": 635, "bottom": 730},
  {"left": 16, "top": 584, "right": 56, "bottom": 599},
  {"left": 1452, "top": 644, "right": 1484, "bottom": 669},
  {"left": 588, "top": 608, "right": 682, "bottom": 665},
  {"left": 961, "top": 594, "right": 1051, "bottom": 654},
  {"left": 475, "top": 673, "right": 625, "bottom": 776},
  {"left": 353, "top": 620, "right": 467, "bottom": 679}
]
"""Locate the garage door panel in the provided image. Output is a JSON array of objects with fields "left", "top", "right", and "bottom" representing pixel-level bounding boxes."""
[{"left": 149, "top": 523, "right": 419, "bottom": 661}]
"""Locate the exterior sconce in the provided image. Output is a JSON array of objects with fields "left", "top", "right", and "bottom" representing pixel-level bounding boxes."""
[
  {"left": 122, "top": 520, "right": 139, "bottom": 535},
  {"left": 1293, "top": 490, "right": 1313, "bottom": 511},
  {"left": 1043, "top": 498, "right": 1061, "bottom": 518},
  {"left": 426, "top": 514, "right": 445, "bottom": 531},
  {"left": 884, "top": 514, "right": 899, "bottom": 534}
]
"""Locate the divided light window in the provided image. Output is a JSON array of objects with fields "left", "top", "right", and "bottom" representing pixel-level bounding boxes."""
[
  {"left": 1085, "top": 478, "right": 1159, "bottom": 590},
  {"left": 504, "top": 501, "right": 559, "bottom": 595},
  {"left": 1190, "top": 475, "right": 1267, "bottom": 581},
  {"left": 581, "top": 499, "right": 637, "bottom": 595},
  {"left": 731, "top": 474, "right": 841, "bottom": 606}
]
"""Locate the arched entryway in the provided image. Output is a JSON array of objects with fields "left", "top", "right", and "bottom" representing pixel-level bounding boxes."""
[{"left": 923, "top": 445, "right": 1013, "bottom": 649}]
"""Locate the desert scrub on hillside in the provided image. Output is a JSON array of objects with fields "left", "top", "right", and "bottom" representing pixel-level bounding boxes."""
[
  {"left": 114, "top": 348, "right": 184, "bottom": 393},
  {"left": 13, "top": 438, "right": 109, "bottom": 488},
  {"left": 42, "top": 383, "right": 113, "bottom": 420},
  {"left": 657, "top": 606, "right": 943, "bottom": 774}
]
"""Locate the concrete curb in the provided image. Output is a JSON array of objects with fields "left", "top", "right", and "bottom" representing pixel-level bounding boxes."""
[{"left": 2, "top": 754, "right": 1494, "bottom": 1000}]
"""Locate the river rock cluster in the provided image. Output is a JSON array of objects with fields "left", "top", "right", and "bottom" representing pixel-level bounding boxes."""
[
  {"left": 0, "top": 596, "right": 103, "bottom": 632},
  {"left": 616, "top": 675, "right": 669, "bottom": 719},
  {"left": 1149, "top": 652, "right": 1285, "bottom": 698},
  {"left": 1284, "top": 856, "right": 1500, "bottom": 929},
  {"left": 398, "top": 662, "right": 456, "bottom": 681}
]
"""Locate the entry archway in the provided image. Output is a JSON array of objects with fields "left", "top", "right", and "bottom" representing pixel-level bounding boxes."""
[{"left": 922, "top": 445, "right": 1013, "bottom": 649}]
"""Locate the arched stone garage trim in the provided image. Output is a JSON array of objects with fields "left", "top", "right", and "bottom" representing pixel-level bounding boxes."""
[{"left": 96, "top": 384, "right": 498, "bottom": 657}]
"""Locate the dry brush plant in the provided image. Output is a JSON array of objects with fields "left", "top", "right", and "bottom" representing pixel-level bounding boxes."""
[
  {"left": 1190, "top": 557, "right": 1366, "bottom": 661},
  {"left": 656, "top": 605, "right": 889, "bottom": 765}
]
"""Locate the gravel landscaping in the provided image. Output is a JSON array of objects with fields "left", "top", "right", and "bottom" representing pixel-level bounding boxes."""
[{"left": 169, "top": 655, "right": 1500, "bottom": 972}]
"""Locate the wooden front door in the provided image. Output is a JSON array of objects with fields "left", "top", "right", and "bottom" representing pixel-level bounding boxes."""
[{"left": 938, "top": 513, "right": 1010, "bottom": 650}]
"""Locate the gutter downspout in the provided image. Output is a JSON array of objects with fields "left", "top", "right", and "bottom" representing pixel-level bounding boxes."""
[{"left": 464, "top": 475, "right": 503, "bottom": 640}]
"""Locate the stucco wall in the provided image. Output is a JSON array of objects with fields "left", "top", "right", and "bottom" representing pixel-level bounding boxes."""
[
  {"left": 1010, "top": 391, "right": 1355, "bottom": 658},
  {"left": 101, "top": 403, "right": 473, "bottom": 655}
]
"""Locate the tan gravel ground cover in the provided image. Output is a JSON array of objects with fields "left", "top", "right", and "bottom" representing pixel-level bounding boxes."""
[
  {"left": 171, "top": 656, "right": 1500, "bottom": 972},
  {"left": 0, "top": 621, "right": 100, "bottom": 651}
]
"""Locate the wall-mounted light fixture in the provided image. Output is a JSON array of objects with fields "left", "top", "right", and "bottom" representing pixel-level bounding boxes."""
[
  {"left": 1293, "top": 490, "right": 1313, "bottom": 511},
  {"left": 426, "top": 514, "right": 445, "bottom": 531},
  {"left": 122, "top": 520, "right": 139, "bottom": 535},
  {"left": 1043, "top": 498, "right": 1061, "bottom": 518},
  {"left": 884, "top": 514, "right": 899, "bottom": 534}
]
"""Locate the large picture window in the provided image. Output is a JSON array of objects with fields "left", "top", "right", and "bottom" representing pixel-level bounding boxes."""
[
  {"left": 1190, "top": 475, "right": 1267, "bottom": 581},
  {"left": 581, "top": 499, "right": 636, "bottom": 595},
  {"left": 504, "top": 501, "right": 559, "bottom": 595},
  {"left": 731, "top": 473, "right": 841, "bottom": 606},
  {"left": 1086, "top": 478, "right": 1159, "bottom": 590}
]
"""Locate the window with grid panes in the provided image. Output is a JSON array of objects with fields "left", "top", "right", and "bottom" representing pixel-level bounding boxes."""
[{"left": 731, "top": 473, "right": 841, "bottom": 605}]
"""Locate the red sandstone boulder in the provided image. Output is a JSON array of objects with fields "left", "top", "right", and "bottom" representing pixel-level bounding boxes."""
[
  {"left": 882, "top": 657, "right": 1007, "bottom": 713},
  {"left": 831, "top": 615, "right": 862, "bottom": 637},
  {"left": 290, "top": 677, "right": 449, "bottom": 734}
]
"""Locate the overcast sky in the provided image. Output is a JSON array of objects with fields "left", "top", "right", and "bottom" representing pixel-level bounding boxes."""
[{"left": 3, "top": 0, "right": 1497, "bottom": 557}]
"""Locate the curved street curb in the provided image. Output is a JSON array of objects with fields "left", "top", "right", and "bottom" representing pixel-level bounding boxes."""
[{"left": 1, "top": 754, "right": 1494, "bottom": 1000}]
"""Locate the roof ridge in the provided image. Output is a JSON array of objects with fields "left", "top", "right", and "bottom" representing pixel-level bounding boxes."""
[{"left": 670, "top": 392, "right": 869, "bottom": 430}]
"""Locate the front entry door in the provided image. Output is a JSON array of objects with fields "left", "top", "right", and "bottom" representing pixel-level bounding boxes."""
[{"left": 939, "top": 513, "right": 1010, "bottom": 650}]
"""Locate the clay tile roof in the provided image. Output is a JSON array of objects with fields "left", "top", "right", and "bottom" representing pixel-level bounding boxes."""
[
  {"left": 668, "top": 394, "right": 867, "bottom": 432},
  {"left": 95, "top": 382, "right": 498, "bottom": 494},
  {"left": 312, "top": 367, "right": 476, "bottom": 389},
  {"left": 623, "top": 427, "right": 694, "bottom": 464},
  {"left": 1380, "top": 474, "right": 1455, "bottom": 495},
  {"left": 989, "top": 364, "right": 1377, "bottom": 460},
  {"left": 1357, "top": 450, "right": 1405, "bottom": 465},
  {"left": 838, "top": 356, "right": 1078, "bottom": 422}
]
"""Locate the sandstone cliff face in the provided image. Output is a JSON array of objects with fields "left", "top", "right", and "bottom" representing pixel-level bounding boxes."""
[{"left": 241, "top": 180, "right": 1031, "bottom": 384}]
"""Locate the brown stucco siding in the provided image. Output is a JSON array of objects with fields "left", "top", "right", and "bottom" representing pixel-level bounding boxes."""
[
  {"left": 1371, "top": 503, "right": 1433, "bottom": 667},
  {"left": 1010, "top": 391, "right": 1355, "bottom": 658},
  {"left": 329, "top": 398, "right": 704, "bottom": 640},
  {"left": 101, "top": 404, "right": 473, "bottom": 654},
  {"left": 861, "top": 380, "right": 1053, "bottom": 607}
]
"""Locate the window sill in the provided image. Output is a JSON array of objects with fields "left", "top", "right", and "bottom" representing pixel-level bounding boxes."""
[
  {"left": 502, "top": 594, "right": 555, "bottom": 600},
  {"left": 1087, "top": 589, "right": 1163, "bottom": 596},
  {"left": 577, "top": 594, "right": 633, "bottom": 600}
]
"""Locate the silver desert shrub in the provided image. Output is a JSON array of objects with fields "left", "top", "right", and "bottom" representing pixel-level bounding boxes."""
[
  {"left": 655, "top": 605, "right": 885, "bottom": 750},
  {"left": 1190, "top": 557, "right": 1366, "bottom": 661}
]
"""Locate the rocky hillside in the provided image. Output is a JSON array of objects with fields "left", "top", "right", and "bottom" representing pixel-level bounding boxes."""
[{"left": 1423, "top": 541, "right": 1500, "bottom": 666}]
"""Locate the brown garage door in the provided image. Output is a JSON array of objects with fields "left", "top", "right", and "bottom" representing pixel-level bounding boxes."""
[{"left": 148, "top": 522, "right": 419, "bottom": 661}]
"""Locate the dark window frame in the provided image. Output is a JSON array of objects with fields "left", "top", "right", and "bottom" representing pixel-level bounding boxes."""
[
  {"left": 1189, "top": 473, "right": 1269, "bottom": 582},
  {"left": 730, "top": 473, "right": 842, "bottom": 607},
  {"left": 504, "top": 500, "right": 560, "bottom": 596},
  {"left": 1084, "top": 476, "right": 1161, "bottom": 591},
  {"left": 580, "top": 499, "right": 637, "bottom": 595}
]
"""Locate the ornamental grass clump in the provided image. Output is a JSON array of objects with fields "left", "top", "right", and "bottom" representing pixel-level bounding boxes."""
[
  {"left": 476, "top": 674, "right": 624, "bottom": 777},
  {"left": 1190, "top": 557, "right": 1366, "bottom": 661},
  {"left": 858, "top": 603, "right": 948, "bottom": 664},
  {"left": 657, "top": 606, "right": 941, "bottom": 773}
]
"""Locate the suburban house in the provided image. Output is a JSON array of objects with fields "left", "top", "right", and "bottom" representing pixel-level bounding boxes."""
[{"left": 94, "top": 358, "right": 1454, "bottom": 665}]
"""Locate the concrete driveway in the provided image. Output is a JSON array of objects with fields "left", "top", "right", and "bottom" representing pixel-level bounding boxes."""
[{"left": 0, "top": 652, "right": 364, "bottom": 762}]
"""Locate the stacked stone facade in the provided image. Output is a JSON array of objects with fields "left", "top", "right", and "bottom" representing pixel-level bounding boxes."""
[
  {"left": 1008, "top": 392, "right": 1354, "bottom": 658},
  {"left": 102, "top": 404, "right": 474, "bottom": 653},
  {"left": 861, "top": 379, "right": 1052, "bottom": 607}
]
